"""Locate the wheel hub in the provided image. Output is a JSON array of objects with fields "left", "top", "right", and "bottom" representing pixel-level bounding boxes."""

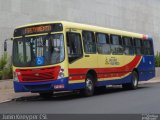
[
  {"left": 86, "top": 79, "right": 93, "bottom": 91},
  {"left": 133, "top": 76, "right": 138, "bottom": 87}
]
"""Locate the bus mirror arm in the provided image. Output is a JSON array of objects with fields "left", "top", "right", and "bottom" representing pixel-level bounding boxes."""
[{"left": 4, "top": 38, "right": 13, "bottom": 52}]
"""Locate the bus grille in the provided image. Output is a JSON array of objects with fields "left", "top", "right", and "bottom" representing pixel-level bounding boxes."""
[{"left": 16, "top": 66, "right": 60, "bottom": 82}]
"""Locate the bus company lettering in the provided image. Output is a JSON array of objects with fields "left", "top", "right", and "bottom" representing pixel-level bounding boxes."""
[{"left": 105, "top": 57, "right": 120, "bottom": 65}]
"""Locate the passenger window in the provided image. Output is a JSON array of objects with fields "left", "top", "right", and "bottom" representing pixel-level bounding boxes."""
[
  {"left": 67, "top": 32, "right": 83, "bottom": 63},
  {"left": 123, "top": 37, "right": 134, "bottom": 55},
  {"left": 82, "top": 31, "right": 96, "bottom": 54},
  {"left": 110, "top": 35, "right": 124, "bottom": 55},
  {"left": 96, "top": 33, "right": 110, "bottom": 54},
  {"left": 143, "top": 40, "right": 153, "bottom": 55},
  {"left": 134, "top": 38, "right": 142, "bottom": 55}
]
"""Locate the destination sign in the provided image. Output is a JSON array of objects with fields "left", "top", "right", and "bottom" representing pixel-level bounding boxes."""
[
  {"left": 14, "top": 23, "right": 63, "bottom": 37},
  {"left": 24, "top": 25, "right": 52, "bottom": 35}
]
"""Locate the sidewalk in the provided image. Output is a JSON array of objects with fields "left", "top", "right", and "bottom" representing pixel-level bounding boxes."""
[
  {"left": 0, "top": 77, "right": 160, "bottom": 103},
  {"left": 0, "top": 80, "right": 38, "bottom": 103},
  {"left": 139, "top": 77, "right": 160, "bottom": 84}
]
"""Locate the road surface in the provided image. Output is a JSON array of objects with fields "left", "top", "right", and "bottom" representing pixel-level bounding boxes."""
[{"left": 0, "top": 83, "right": 160, "bottom": 114}]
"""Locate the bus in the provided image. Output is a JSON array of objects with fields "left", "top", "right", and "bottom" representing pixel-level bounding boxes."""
[{"left": 11, "top": 21, "right": 155, "bottom": 97}]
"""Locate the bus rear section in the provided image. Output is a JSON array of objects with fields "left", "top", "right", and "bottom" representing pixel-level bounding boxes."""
[{"left": 136, "top": 38, "right": 155, "bottom": 81}]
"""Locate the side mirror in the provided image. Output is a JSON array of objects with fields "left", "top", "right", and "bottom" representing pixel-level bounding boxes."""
[
  {"left": 4, "top": 38, "right": 13, "bottom": 52},
  {"left": 4, "top": 40, "right": 7, "bottom": 52}
]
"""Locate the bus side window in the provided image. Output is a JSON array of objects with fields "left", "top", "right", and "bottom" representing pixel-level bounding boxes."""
[
  {"left": 66, "top": 32, "right": 83, "bottom": 63},
  {"left": 96, "top": 33, "right": 111, "bottom": 54},
  {"left": 134, "top": 38, "right": 142, "bottom": 55},
  {"left": 143, "top": 40, "right": 154, "bottom": 55},
  {"left": 123, "top": 37, "right": 134, "bottom": 55},
  {"left": 82, "top": 31, "right": 96, "bottom": 54},
  {"left": 149, "top": 41, "right": 154, "bottom": 55},
  {"left": 110, "top": 35, "right": 123, "bottom": 55}
]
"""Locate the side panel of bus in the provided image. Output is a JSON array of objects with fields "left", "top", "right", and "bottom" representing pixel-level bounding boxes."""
[
  {"left": 66, "top": 29, "right": 98, "bottom": 90},
  {"left": 65, "top": 28, "right": 155, "bottom": 91}
]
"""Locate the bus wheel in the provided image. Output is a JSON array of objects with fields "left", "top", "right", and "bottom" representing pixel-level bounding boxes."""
[
  {"left": 122, "top": 71, "right": 138, "bottom": 90},
  {"left": 39, "top": 92, "right": 53, "bottom": 99},
  {"left": 83, "top": 75, "right": 95, "bottom": 97}
]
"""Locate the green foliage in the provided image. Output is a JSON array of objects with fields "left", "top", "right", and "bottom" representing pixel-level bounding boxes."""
[
  {"left": 0, "top": 53, "right": 13, "bottom": 80},
  {"left": 155, "top": 51, "right": 160, "bottom": 67},
  {"left": 0, "top": 71, "right": 2, "bottom": 80},
  {"left": 0, "top": 53, "right": 7, "bottom": 70}
]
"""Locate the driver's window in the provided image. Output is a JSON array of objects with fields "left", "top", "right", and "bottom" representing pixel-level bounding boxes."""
[
  {"left": 17, "top": 41, "right": 25, "bottom": 62},
  {"left": 67, "top": 32, "right": 83, "bottom": 63}
]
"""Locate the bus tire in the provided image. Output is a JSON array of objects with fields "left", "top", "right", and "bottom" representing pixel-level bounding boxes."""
[
  {"left": 122, "top": 71, "right": 138, "bottom": 90},
  {"left": 83, "top": 74, "right": 95, "bottom": 97},
  {"left": 39, "top": 92, "right": 53, "bottom": 99}
]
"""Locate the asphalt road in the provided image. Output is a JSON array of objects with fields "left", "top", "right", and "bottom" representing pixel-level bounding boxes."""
[{"left": 0, "top": 83, "right": 160, "bottom": 114}]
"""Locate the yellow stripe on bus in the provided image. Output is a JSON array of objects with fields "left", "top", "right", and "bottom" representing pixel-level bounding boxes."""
[
  {"left": 98, "top": 72, "right": 132, "bottom": 81},
  {"left": 69, "top": 80, "right": 85, "bottom": 84}
]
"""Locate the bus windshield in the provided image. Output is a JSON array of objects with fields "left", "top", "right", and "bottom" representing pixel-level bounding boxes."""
[{"left": 13, "top": 34, "right": 64, "bottom": 67}]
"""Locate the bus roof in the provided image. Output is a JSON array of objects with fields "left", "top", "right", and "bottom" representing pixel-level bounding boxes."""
[{"left": 15, "top": 21, "right": 147, "bottom": 39}]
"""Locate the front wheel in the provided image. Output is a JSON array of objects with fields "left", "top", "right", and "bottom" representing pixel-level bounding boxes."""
[
  {"left": 122, "top": 71, "right": 138, "bottom": 90},
  {"left": 82, "top": 75, "right": 95, "bottom": 97}
]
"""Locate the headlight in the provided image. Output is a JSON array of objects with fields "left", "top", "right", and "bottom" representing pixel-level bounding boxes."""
[
  {"left": 58, "top": 68, "right": 64, "bottom": 79},
  {"left": 13, "top": 71, "right": 20, "bottom": 81}
]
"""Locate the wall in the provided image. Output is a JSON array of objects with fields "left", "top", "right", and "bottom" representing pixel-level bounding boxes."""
[{"left": 0, "top": 0, "right": 160, "bottom": 56}]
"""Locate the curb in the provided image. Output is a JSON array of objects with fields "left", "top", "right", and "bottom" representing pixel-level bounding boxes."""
[
  {"left": 140, "top": 77, "right": 160, "bottom": 84},
  {"left": 0, "top": 99, "right": 12, "bottom": 103},
  {"left": 140, "top": 81, "right": 160, "bottom": 84}
]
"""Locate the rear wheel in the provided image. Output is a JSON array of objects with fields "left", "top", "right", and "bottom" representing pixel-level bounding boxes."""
[
  {"left": 122, "top": 71, "right": 138, "bottom": 90},
  {"left": 39, "top": 92, "right": 53, "bottom": 99},
  {"left": 82, "top": 74, "right": 95, "bottom": 97}
]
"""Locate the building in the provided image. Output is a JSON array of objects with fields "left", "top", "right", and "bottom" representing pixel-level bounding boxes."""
[{"left": 0, "top": 0, "right": 160, "bottom": 56}]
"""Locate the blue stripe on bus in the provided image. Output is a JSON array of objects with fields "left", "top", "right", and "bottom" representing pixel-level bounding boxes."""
[{"left": 14, "top": 78, "right": 69, "bottom": 92}]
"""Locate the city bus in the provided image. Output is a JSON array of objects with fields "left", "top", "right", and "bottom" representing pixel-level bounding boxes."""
[{"left": 11, "top": 21, "right": 155, "bottom": 97}]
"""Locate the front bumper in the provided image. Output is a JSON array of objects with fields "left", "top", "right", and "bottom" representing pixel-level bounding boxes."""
[{"left": 13, "top": 78, "right": 69, "bottom": 92}]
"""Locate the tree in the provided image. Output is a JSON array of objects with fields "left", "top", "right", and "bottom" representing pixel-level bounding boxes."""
[
  {"left": 0, "top": 53, "right": 13, "bottom": 80},
  {"left": 155, "top": 51, "right": 160, "bottom": 67}
]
